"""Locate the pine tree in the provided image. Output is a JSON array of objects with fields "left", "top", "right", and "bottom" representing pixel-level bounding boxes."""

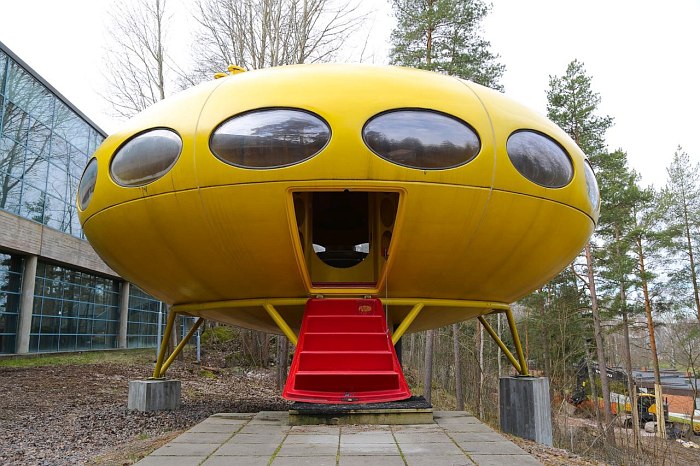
[
  {"left": 661, "top": 146, "right": 700, "bottom": 328},
  {"left": 596, "top": 149, "right": 648, "bottom": 443},
  {"left": 630, "top": 187, "right": 669, "bottom": 438},
  {"left": 389, "top": 0, "right": 505, "bottom": 89},
  {"left": 546, "top": 59, "right": 615, "bottom": 441},
  {"left": 546, "top": 60, "right": 612, "bottom": 159}
]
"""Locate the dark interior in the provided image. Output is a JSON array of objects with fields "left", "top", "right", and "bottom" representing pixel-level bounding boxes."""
[{"left": 312, "top": 191, "right": 370, "bottom": 269}]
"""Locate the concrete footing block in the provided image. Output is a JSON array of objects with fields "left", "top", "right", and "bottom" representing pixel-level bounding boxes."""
[
  {"left": 128, "top": 379, "right": 181, "bottom": 412},
  {"left": 499, "top": 376, "right": 553, "bottom": 446}
]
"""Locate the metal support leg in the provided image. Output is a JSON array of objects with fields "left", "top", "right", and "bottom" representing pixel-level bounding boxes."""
[
  {"left": 505, "top": 308, "right": 529, "bottom": 375},
  {"left": 263, "top": 303, "right": 298, "bottom": 345},
  {"left": 478, "top": 315, "right": 522, "bottom": 374},
  {"left": 392, "top": 303, "right": 424, "bottom": 345},
  {"left": 152, "top": 308, "right": 177, "bottom": 379},
  {"left": 160, "top": 318, "right": 205, "bottom": 374}
]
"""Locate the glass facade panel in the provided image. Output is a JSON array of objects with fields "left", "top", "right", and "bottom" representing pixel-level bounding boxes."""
[
  {"left": 0, "top": 46, "right": 104, "bottom": 238},
  {"left": 0, "top": 252, "right": 22, "bottom": 354},
  {"left": 127, "top": 285, "right": 163, "bottom": 348},
  {"left": 3, "top": 104, "right": 29, "bottom": 146},
  {"left": 0, "top": 174, "right": 22, "bottom": 214},
  {"left": 30, "top": 262, "right": 119, "bottom": 352},
  {"left": 19, "top": 182, "right": 46, "bottom": 223},
  {"left": 0, "top": 51, "right": 6, "bottom": 95}
]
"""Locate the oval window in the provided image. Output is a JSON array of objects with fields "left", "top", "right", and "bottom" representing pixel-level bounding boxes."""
[
  {"left": 210, "top": 109, "right": 330, "bottom": 168},
  {"left": 78, "top": 158, "right": 98, "bottom": 210},
  {"left": 506, "top": 131, "right": 573, "bottom": 188},
  {"left": 584, "top": 160, "right": 600, "bottom": 209},
  {"left": 110, "top": 128, "right": 182, "bottom": 186},
  {"left": 363, "top": 110, "right": 480, "bottom": 169}
]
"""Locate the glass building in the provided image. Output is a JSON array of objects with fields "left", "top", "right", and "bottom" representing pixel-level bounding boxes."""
[{"left": 0, "top": 40, "right": 167, "bottom": 355}]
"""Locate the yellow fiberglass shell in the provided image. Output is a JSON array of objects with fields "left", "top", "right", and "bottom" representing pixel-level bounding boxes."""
[{"left": 79, "top": 64, "right": 597, "bottom": 334}]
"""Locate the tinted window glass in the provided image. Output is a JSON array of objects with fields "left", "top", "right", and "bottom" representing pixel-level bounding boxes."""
[
  {"left": 363, "top": 110, "right": 480, "bottom": 169},
  {"left": 506, "top": 131, "right": 573, "bottom": 188},
  {"left": 211, "top": 109, "right": 330, "bottom": 168},
  {"left": 110, "top": 128, "right": 182, "bottom": 186},
  {"left": 584, "top": 160, "right": 600, "bottom": 209},
  {"left": 78, "top": 158, "right": 97, "bottom": 210}
]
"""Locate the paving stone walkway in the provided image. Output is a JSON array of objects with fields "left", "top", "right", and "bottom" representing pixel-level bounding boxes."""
[{"left": 136, "top": 411, "right": 542, "bottom": 465}]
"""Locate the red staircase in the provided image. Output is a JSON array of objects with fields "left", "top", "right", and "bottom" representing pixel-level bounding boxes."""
[{"left": 283, "top": 298, "right": 411, "bottom": 404}]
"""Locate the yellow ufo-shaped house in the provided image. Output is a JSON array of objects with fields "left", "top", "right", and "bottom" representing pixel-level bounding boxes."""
[{"left": 77, "top": 64, "right": 598, "bottom": 341}]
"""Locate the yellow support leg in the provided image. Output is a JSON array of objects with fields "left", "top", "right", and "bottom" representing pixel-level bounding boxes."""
[
  {"left": 263, "top": 303, "right": 298, "bottom": 346},
  {"left": 152, "top": 308, "right": 177, "bottom": 379},
  {"left": 505, "top": 308, "right": 529, "bottom": 376},
  {"left": 478, "top": 315, "right": 521, "bottom": 374},
  {"left": 392, "top": 303, "right": 424, "bottom": 345},
  {"left": 160, "top": 318, "right": 205, "bottom": 375}
]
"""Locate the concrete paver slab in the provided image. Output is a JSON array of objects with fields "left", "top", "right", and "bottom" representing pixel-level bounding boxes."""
[
  {"left": 434, "top": 411, "right": 473, "bottom": 418},
  {"left": 404, "top": 454, "right": 474, "bottom": 465},
  {"left": 202, "top": 456, "right": 271, "bottom": 466},
  {"left": 448, "top": 432, "right": 507, "bottom": 443},
  {"left": 251, "top": 411, "right": 288, "bottom": 422},
  {"left": 227, "top": 433, "right": 286, "bottom": 444},
  {"left": 458, "top": 441, "right": 527, "bottom": 455},
  {"left": 170, "top": 432, "right": 233, "bottom": 444},
  {"left": 214, "top": 441, "right": 279, "bottom": 456},
  {"left": 136, "top": 456, "right": 206, "bottom": 466},
  {"left": 471, "top": 454, "right": 542, "bottom": 465},
  {"left": 439, "top": 423, "right": 496, "bottom": 433},
  {"left": 150, "top": 442, "right": 220, "bottom": 457},
  {"left": 137, "top": 411, "right": 543, "bottom": 465},
  {"left": 340, "top": 432, "right": 395, "bottom": 444},
  {"left": 434, "top": 413, "right": 481, "bottom": 423},
  {"left": 289, "top": 425, "right": 340, "bottom": 435},
  {"left": 203, "top": 417, "right": 251, "bottom": 424},
  {"left": 284, "top": 434, "right": 338, "bottom": 444},
  {"left": 393, "top": 431, "right": 454, "bottom": 443},
  {"left": 398, "top": 441, "right": 464, "bottom": 456},
  {"left": 209, "top": 413, "right": 256, "bottom": 420},
  {"left": 391, "top": 424, "right": 444, "bottom": 432},
  {"left": 339, "top": 455, "right": 405, "bottom": 466},
  {"left": 339, "top": 442, "right": 400, "bottom": 455},
  {"left": 272, "top": 455, "right": 337, "bottom": 465},
  {"left": 238, "top": 424, "right": 291, "bottom": 435},
  {"left": 275, "top": 443, "right": 338, "bottom": 457},
  {"left": 187, "top": 423, "right": 244, "bottom": 434}
]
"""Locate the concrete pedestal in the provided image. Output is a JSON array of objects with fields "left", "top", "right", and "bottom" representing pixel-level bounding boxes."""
[
  {"left": 128, "top": 379, "right": 181, "bottom": 411},
  {"left": 499, "top": 376, "right": 553, "bottom": 446}
]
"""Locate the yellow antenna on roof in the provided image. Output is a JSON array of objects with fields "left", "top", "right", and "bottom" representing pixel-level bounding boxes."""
[{"left": 214, "top": 64, "right": 246, "bottom": 79}]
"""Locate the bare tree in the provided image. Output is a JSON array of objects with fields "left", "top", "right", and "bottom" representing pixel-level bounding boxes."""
[
  {"left": 103, "top": 0, "right": 172, "bottom": 118},
  {"left": 187, "top": 0, "right": 365, "bottom": 83}
]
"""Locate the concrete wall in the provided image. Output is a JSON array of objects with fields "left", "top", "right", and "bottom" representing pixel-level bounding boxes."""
[
  {"left": 0, "top": 209, "right": 117, "bottom": 277},
  {"left": 1, "top": 209, "right": 133, "bottom": 354}
]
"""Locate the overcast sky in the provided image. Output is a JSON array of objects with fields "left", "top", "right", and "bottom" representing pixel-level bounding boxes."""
[{"left": 1, "top": 0, "right": 699, "bottom": 188}]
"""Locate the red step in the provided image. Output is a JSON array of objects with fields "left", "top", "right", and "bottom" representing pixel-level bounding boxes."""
[{"left": 282, "top": 298, "right": 411, "bottom": 404}]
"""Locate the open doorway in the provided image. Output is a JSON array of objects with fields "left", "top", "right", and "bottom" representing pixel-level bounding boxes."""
[{"left": 292, "top": 191, "right": 399, "bottom": 288}]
